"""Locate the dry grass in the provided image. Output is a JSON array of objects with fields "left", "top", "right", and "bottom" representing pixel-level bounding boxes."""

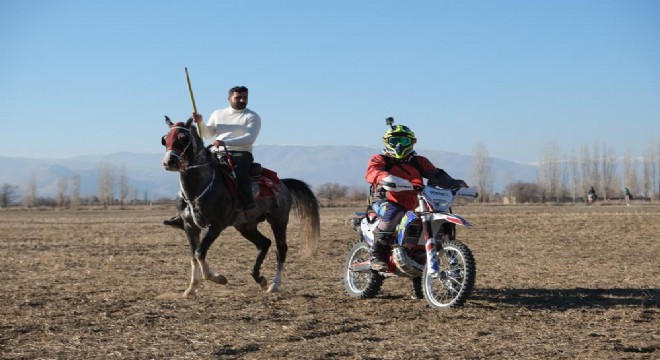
[{"left": 0, "top": 204, "right": 658, "bottom": 359}]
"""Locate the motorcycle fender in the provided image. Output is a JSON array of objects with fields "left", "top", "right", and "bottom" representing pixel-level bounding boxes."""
[
  {"left": 430, "top": 213, "right": 472, "bottom": 228},
  {"left": 360, "top": 218, "right": 378, "bottom": 246}
]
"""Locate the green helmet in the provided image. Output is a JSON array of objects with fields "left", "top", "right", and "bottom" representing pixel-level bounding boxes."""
[{"left": 383, "top": 125, "right": 416, "bottom": 159}]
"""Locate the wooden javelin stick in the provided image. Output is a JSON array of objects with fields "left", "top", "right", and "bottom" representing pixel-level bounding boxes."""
[
  {"left": 185, "top": 67, "right": 202, "bottom": 137},
  {"left": 185, "top": 67, "right": 197, "bottom": 114}
]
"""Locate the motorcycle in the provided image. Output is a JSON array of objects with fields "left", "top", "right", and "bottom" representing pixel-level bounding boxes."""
[{"left": 343, "top": 175, "right": 479, "bottom": 309}]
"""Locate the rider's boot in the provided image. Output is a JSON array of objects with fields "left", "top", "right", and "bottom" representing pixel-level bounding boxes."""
[
  {"left": 163, "top": 215, "right": 184, "bottom": 229},
  {"left": 163, "top": 197, "right": 186, "bottom": 230},
  {"left": 370, "top": 232, "right": 392, "bottom": 271}
]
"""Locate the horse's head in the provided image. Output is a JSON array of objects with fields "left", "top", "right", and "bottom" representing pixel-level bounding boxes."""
[{"left": 161, "top": 116, "right": 197, "bottom": 172}]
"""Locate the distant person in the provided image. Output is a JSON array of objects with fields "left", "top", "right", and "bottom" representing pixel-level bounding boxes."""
[
  {"left": 587, "top": 186, "right": 597, "bottom": 204},
  {"left": 365, "top": 123, "right": 466, "bottom": 270},
  {"left": 624, "top": 187, "right": 632, "bottom": 206},
  {"left": 164, "top": 86, "right": 262, "bottom": 228}
]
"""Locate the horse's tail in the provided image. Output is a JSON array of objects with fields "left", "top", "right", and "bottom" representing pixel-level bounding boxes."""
[{"left": 282, "top": 178, "right": 321, "bottom": 257}]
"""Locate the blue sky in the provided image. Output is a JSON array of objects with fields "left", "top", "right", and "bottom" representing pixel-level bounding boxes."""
[{"left": 1, "top": 0, "right": 658, "bottom": 164}]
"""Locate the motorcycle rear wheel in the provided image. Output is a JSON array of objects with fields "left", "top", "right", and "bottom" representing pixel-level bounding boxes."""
[
  {"left": 422, "top": 240, "right": 476, "bottom": 309},
  {"left": 343, "top": 240, "right": 384, "bottom": 298}
]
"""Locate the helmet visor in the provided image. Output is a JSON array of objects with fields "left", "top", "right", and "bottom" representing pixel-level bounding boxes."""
[{"left": 387, "top": 136, "right": 412, "bottom": 147}]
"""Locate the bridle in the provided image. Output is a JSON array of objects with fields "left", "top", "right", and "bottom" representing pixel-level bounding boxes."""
[
  {"left": 162, "top": 119, "right": 216, "bottom": 226},
  {"left": 162, "top": 124, "right": 210, "bottom": 172}
]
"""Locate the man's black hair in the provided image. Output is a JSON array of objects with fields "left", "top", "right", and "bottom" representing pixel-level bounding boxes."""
[{"left": 229, "top": 86, "right": 248, "bottom": 95}]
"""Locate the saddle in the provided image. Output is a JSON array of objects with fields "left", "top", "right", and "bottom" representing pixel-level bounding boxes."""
[
  {"left": 214, "top": 155, "right": 281, "bottom": 199},
  {"left": 249, "top": 163, "right": 281, "bottom": 199}
]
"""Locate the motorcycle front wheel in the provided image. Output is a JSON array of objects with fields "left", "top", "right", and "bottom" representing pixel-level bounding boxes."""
[
  {"left": 422, "top": 240, "right": 476, "bottom": 309},
  {"left": 343, "top": 240, "right": 384, "bottom": 298}
]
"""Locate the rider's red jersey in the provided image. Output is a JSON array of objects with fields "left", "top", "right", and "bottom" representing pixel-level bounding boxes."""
[{"left": 365, "top": 154, "right": 438, "bottom": 210}]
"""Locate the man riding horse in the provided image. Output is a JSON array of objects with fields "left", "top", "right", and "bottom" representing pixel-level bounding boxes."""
[{"left": 165, "top": 86, "right": 261, "bottom": 228}]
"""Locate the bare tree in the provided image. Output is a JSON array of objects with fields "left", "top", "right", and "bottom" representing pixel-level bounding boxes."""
[
  {"left": 24, "top": 172, "right": 37, "bottom": 208},
  {"left": 623, "top": 149, "right": 638, "bottom": 198},
  {"left": 57, "top": 177, "right": 69, "bottom": 208},
  {"left": 71, "top": 173, "right": 81, "bottom": 208},
  {"left": 316, "top": 182, "right": 349, "bottom": 201},
  {"left": 118, "top": 163, "right": 129, "bottom": 206},
  {"left": 538, "top": 141, "right": 561, "bottom": 202},
  {"left": 98, "top": 162, "right": 115, "bottom": 208},
  {"left": 348, "top": 185, "right": 368, "bottom": 202},
  {"left": 655, "top": 139, "right": 660, "bottom": 201},
  {"left": 470, "top": 142, "right": 494, "bottom": 203},
  {"left": 128, "top": 187, "right": 138, "bottom": 204},
  {"left": 1, "top": 184, "right": 19, "bottom": 208},
  {"left": 567, "top": 147, "right": 580, "bottom": 202},
  {"left": 601, "top": 145, "right": 618, "bottom": 200},
  {"left": 591, "top": 143, "right": 602, "bottom": 195},
  {"left": 580, "top": 144, "right": 594, "bottom": 196},
  {"left": 504, "top": 181, "right": 541, "bottom": 203}
]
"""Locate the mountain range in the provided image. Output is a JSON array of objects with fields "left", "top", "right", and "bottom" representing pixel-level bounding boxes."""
[{"left": 0, "top": 145, "right": 539, "bottom": 200}]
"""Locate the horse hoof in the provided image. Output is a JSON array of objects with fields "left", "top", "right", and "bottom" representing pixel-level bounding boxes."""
[
  {"left": 210, "top": 274, "right": 228, "bottom": 285},
  {"left": 183, "top": 289, "right": 197, "bottom": 298},
  {"left": 258, "top": 277, "right": 268, "bottom": 289},
  {"left": 267, "top": 284, "right": 280, "bottom": 293}
]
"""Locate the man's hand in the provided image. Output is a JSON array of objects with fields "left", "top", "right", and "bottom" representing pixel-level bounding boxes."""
[
  {"left": 212, "top": 140, "right": 225, "bottom": 147},
  {"left": 192, "top": 112, "right": 203, "bottom": 123}
]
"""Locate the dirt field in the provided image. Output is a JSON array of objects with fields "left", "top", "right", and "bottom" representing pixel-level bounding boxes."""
[{"left": 1, "top": 203, "right": 658, "bottom": 359}]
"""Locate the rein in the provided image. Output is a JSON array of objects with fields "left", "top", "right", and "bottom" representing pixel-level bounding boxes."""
[
  {"left": 180, "top": 167, "right": 216, "bottom": 205},
  {"left": 168, "top": 124, "right": 219, "bottom": 228}
]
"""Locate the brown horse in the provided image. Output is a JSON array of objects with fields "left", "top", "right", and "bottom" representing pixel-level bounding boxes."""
[{"left": 161, "top": 116, "right": 320, "bottom": 296}]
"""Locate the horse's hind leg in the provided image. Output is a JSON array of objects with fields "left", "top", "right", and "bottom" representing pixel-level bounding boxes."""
[
  {"left": 267, "top": 219, "right": 289, "bottom": 293},
  {"left": 236, "top": 225, "right": 271, "bottom": 290}
]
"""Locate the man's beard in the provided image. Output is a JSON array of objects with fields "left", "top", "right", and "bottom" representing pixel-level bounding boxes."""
[{"left": 232, "top": 103, "right": 247, "bottom": 110}]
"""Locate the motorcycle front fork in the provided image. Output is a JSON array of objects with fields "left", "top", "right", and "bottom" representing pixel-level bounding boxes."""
[{"left": 421, "top": 214, "right": 441, "bottom": 277}]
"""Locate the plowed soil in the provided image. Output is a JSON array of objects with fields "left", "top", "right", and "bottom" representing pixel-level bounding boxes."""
[{"left": 1, "top": 203, "right": 658, "bottom": 359}]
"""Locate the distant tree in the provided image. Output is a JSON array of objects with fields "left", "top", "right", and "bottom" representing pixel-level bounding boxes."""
[
  {"left": 567, "top": 147, "right": 580, "bottom": 202},
  {"left": 601, "top": 145, "right": 618, "bottom": 200},
  {"left": 128, "top": 187, "right": 138, "bottom": 204},
  {"left": 623, "top": 149, "right": 639, "bottom": 198},
  {"left": 24, "top": 172, "right": 37, "bottom": 208},
  {"left": 1, "top": 184, "right": 19, "bottom": 208},
  {"left": 348, "top": 185, "right": 369, "bottom": 202},
  {"left": 98, "top": 162, "right": 115, "bottom": 208},
  {"left": 57, "top": 177, "right": 69, "bottom": 208},
  {"left": 35, "top": 196, "right": 57, "bottom": 207},
  {"left": 504, "top": 181, "right": 541, "bottom": 203},
  {"left": 471, "top": 142, "right": 494, "bottom": 203},
  {"left": 71, "top": 174, "right": 81, "bottom": 209},
  {"left": 118, "top": 163, "right": 129, "bottom": 206},
  {"left": 654, "top": 138, "right": 660, "bottom": 201},
  {"left": 316, "top": 182, "right": 349, "bottom": 201},
  {"left": 642, "top": 138, "right": 660, "bottom": 201},
  {"left": 538, "top": 140, "right": 561, "bottom": 202}
]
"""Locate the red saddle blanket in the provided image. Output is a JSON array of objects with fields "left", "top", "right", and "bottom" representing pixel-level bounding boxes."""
[{"left": 254, "top": 167, "right": 281, "bottom": 199}]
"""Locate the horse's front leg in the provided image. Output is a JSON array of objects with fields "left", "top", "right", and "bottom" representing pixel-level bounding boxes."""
[
  {"left": 195, "top": 225, "right": 227, "bottom": 285},
  {"left": 183, "top": 257, "right": 202, "bottom": 297},
  {"left": 183, "top": 227, "right": 202, "bottom": 297}
]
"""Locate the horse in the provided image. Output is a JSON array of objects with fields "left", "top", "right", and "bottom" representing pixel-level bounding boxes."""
[
  {"left": 587, "top": 193, "right": 596, "bottom": 205},
  {"left": 161, "top": 116, "right": 320, "bottom": 296}
]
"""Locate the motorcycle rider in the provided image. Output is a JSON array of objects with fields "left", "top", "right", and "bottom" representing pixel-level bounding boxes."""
[{"left": 365, "top": 124, "right": 467, "bottom": 271}]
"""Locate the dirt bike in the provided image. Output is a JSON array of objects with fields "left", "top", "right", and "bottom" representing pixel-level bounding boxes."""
[{"left": 343, "top": 175, "right": 479, "bottom": 309}]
